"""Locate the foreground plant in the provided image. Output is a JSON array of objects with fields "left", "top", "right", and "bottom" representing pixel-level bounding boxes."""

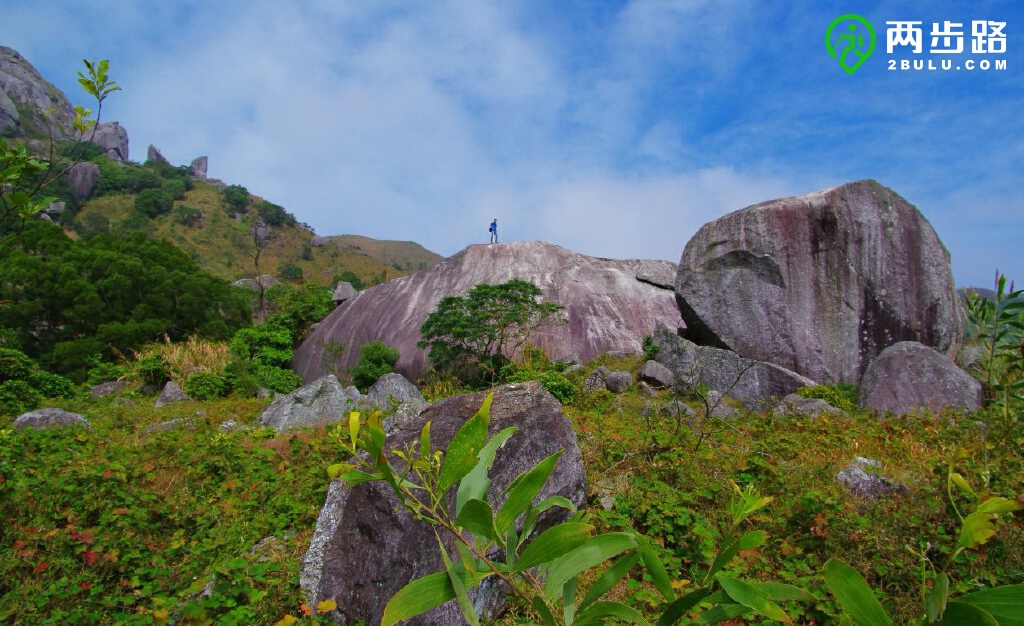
[
  {"left": 328, "top": 394, "right": 813, "bottom": 625},
  {"left": 823, "top": 453, "right": 1023, "bottom": 625}
]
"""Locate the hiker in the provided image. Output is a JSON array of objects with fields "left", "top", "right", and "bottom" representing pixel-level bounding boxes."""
[{"left": 489, "top": 218, "right": 498, "bottom": 243}]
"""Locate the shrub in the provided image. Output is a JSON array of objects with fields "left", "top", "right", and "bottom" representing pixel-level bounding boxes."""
[
  {"left": 256, "top": 200, "right": 295, "bottom": 227},
  {"left": 222, "top": 184, "right": 249, "bottom": 213},
  {"left": 86, "top": 361, "right": 128, "bottom": 385},
  {"left": 229, "top": 325, "right": 293, "bottom": 369},
  {"left": 642, "top": 334, "right": 660, "bottom": 361},
  {"left": 0, "top": 379, "right": 41, "bottom": 416},
  {"left": 163, "top": 178, "right": 187, "bottom": 201},
  {"left": 133, "top": 353, "right": 169, "bottom": 387},
  {"left": 183, "top": 371, "right": 228, "bottom": 401},
  {"left": 134, "top": 188, "right": 173, "bottom": 218},
  {"left": 0, "top": 348, "right": 35, "bottom": 382},
  {"left": 30, "top": 371, "right": 77, "bottom": 400},
  {"left": 539, "top": 370, "right": 577, "bottom": 404},
  {"left": 123, "top": 166, "right": 163, "bottom": 192},
  {"left": 350, "top": 341, "right": 399, "bottom": 392},
  {"left": 173, "top": 205, "right": 203, "bottom": 227},
  {"left": 277, "top": 262, "right": 303, "bottom": 281},
  {"left": 796, "top": 383, "right": 858, "bottom": 412}
]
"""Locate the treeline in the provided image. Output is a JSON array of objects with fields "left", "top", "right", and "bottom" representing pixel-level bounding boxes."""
[{"left": 0, "top": 221, "right": 251, "bottom": 381}]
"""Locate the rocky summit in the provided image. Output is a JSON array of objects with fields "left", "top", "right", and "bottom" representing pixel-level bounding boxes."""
[
  {"left": 293, "top": 241, "right": 683, "bottom": 382},
  {"left": 675, "top": 179, "right": 962, "bottom": 384}
]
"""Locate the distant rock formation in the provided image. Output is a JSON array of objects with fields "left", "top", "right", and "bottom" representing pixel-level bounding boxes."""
[
  {"left": 0, "top": 46, "right": 76, "bottom": 139},
  {"left": 675, "top": 180, "right": 962, "bottom": 384},
  {"left": 292, "top": 241, "right": 682, "bottom": 382},
  {"left": 189, "top": 156, "right": 208, "bottom": 179},
  {"left": 68, "top": 162, "right": 101, "bottom": 199},
  {"left": 147, "top": 144, "right": 170, "bottom": 165},
  {"left": 331, "top": 281, "right": 357, "bottom": 303},
  {"left": 91, "top": 122, "right": 128, "bottom": 161}
]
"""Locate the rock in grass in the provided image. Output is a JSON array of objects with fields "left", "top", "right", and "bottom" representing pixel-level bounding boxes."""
[
  {"left": 836, "top": 457, "right": 908, "bottom": 499},
  {"left": 256, "top": 375, "right": 362, "bottom": 432},
  {"left": 154, "top": 381, "right": 189, "bottom": 407},
  {"left": 301, "top": 381, "right": 585, "bottom": 626},
  {"left": 858, "top": 341, "right": 983, "bottom": 416},
  {"left": 13, "top": 408, "right": 90, "bottom": 430}
]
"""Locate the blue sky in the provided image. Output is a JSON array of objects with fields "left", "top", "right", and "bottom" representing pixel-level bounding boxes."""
[{"left": 2, "top": 0, "right": 1021, "bottom": 287}]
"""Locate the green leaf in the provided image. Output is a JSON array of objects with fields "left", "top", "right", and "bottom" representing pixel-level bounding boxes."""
[
  {"left": 573, "top": 601, "right": 651, "bottom": 626},
  {"left": 579, "top": 550, "right": 642, "bottom": 613},
  {"left": 455, "top": 498, "right": 500, "bottom": 544},
  {"left": 940, "top": 601, "right": 1000, "bottom": 626},
  {"left": 955, "top": 584, "right": 1024, "bottom": 625},
  {"left": 746, "top": 582, "right": 816, "bottom": 604},
  {"left": 926, "top": 572, "right": 949, "bottom": 623},
  {"left": 495, "top": 450, "right": 563, "bottom": 536},
  {"left": 522, "top": 495, "right": 577, "bottom": 539},
  {"left": 960, "top": 511, "right": 998, "bottom": 551},
  {"left": 635, "top": 532, "right": 675, "bottom": 602},
  {"left": 703, "top": 537, "right": 740, "bottom": 584},
  {"left": 823, "top": 558, "right": 892, "bottom": 626},
  {"left": 440, "top": 544, "right": 480, "bottom": 626},
  {"left": 562, "top": 575, "right": 577, "bottom": 625},
  {"left": 656, "top": 588, "right": 712, "bottom": 626},
  {"left": 545, "top": 532, "right": 637, "bottom": 599},
  {"left": 738, "top": 529, "right": 768, "bottom": 550},
  {"left": 513, "top": 522, "right": 593, "bottom": 573},
  {"left": 338, "top": 469, "right": 381, "bottom": 488},
  {"left": 976, "top": 497, "right": 1024, "bottom": 515},
  {"left": 349, "top": 411, "right": 361, "bottom": 448},
  {"left": 440, "top": 393, "right": 492, "bottom": 491},
  {"left": 531, "top": 594, "right": 557, "bottom": 626},
  {"left": 381, "top": 569, "right": 476, "bottom": 626},
  {"left": 717, "top": 575, "right": 793, "bottom": 623},
  {"left": 694, "top": 602, "right": 751, "bottom": 624},
  {"left": 456, "top": 426, "right": 517, "bottom": 515},
  {"left": 949, "top": 472, "right": 976, "bottom": 497},
  {"left": 327, "top": 463, "right": 354, "bottom": 479}
]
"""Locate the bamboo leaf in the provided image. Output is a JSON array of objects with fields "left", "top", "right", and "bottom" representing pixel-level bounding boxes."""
[
  {"left": 693, "top": 602, "right": 751, "bottom": 624},
  {"left": 531, "top": 594, "right": 557, "bottom": 626},
  {"left": 738, "top": 530, "right": 768, "bottom": 550},
  {"left": 440, "top": 544, "right": 479, "bottom": 626},
  {"left": 635, "top": 532, "right": 675, "bottom": 602},
  {"left": 456, "top": 426, "right": 517, "bottom": 516},
  {"left": 545, "top": 532, "right": 637, "bottom": 599},
  {"left": 573, "top": 601, "right": 651, "bottom": 626},
  {"left": 717, "top": 575, "right": 793, "bottom": 623},
  {"left": 440, "top": 393, "right": 492, "bottom": 491},
  {"left": 747, "top": 582, "right": 816, "bottom": 603},
  {"left": 381, "top": 569, "right": 476, "bottom": 626},
  {"left": 495, "top": 451, "right": 563, "bottom": 536},
  {"left": 579, "top": 550, "right": 641, "bottom": 613},
  {"left": 926, "top": 572, "right": 949, "bottom": 623},
  {"left": 455, "top": 498, "right": 499, "bottom": 544},
  {"left": 514, "top": 522, "right": 593, "bottom": 573},
  {"left": 703, "top": 538, "right": 740, "bottom": 584},
  {"left": 656, "top": 588, "right": 712, "bottom": 626},
  {"left": 823, "top": 558, "right": 892, "bottom": 626},
  {"left": 940, "top": 601, "right": 1000, "bottom": 626},
  {"left": 954, "top": 584, "right": 1024, "bottom": 625},
  {"left": 976, "top": 497, "right": 1024, "bottom": 515}
]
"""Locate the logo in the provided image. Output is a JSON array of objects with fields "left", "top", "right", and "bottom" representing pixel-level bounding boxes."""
[{"left": 826, "top": 14, "right": 877, "bottom": 75}]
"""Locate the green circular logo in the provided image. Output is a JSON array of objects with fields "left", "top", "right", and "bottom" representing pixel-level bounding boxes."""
[{"left": 826, "top": 14, "right": 876, "bottom": 75}]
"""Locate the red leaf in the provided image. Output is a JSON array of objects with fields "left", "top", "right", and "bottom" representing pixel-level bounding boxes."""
[
  {"left": 34, "top": 562, "right": 48, "bottom": 574},
  {"left": 102, "top": 470, "right": 113, "bottom": 479},
  {"left": 113, "top": 508, "right": 129, "bottom": 515},
  {"left": 299, "top": 604, "right": 313, "bottom": 616},
  {"left": 84, "top": 549, "right": 99, "bottom": 566},
  {"left": 80, "top": 581, "right": 92, "bottom": 591}
]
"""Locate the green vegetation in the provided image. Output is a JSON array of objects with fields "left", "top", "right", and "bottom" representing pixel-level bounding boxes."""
[
  {"left": 350, "top": 340, "right": 400, "bottom": 392},
  {"left": 419, "top": 279, "right": 566, "bottom": 382}
]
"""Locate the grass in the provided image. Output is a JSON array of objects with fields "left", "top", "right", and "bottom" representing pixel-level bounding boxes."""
[{"left": 1, "top": 355, "right": 1021, "bottom": 624}]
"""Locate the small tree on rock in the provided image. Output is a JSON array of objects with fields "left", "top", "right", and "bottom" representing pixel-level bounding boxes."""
[{"left": 418, "top": 279, "right": 565, "bottom": 382}]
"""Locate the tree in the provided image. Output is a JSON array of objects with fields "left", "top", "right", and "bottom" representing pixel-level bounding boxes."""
[
  {"left": 134, "top": 187, "right": 173, "bottom": 217},
  {"left": 418, "top": 279, "right": 566, "bottom": 382},
  {"left": 0, "top": 58, "right": 119, "bottom": 244},
  {"left": 222, "top": 184, "right": 249, "bottom": 214},
  {"left": 350, "top": 340, "right": 399, "bottom": 392}
]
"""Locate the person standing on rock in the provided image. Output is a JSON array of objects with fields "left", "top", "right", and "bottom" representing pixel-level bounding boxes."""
[{"left": 489, "top": 218, "right": 498, "bottom": 243}]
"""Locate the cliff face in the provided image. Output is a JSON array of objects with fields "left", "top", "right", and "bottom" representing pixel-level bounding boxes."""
[
  {"left": 0, "top": 46, "right": 76, "bottom": 139},
  {"left": 293, "top": 241, "right": 683, "bottom": 382}
]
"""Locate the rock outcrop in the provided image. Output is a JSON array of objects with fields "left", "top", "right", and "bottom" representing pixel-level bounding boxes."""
[
  {"left": 189, "top": 156, "right": 208, "bottom": 179},
  {"left": 653, "top": 329, "right": 814, "bottom": 407},
  {"left": 0, "top": 46, "right": 76, "bottom": 138},
  {"left": 836, "top": 457, "right": 908, "bottom": 500},
  {"left": 675, "top": 180, "right": 962, "bottom": 384},
  {"left": 147, "top": 144, "right": 170, "bottom": 165},
  {"left": 91, "top": 122, "right": 129, "bottom": 161},
  {"left": 154, "top": 381, "right": 189, "bottom": 407},
  {"left": 68, "top": 162, "right": 101, "bottom": 199},
  {"left": 293, "top": 241, "right": 682, "bottom": 382},
  {"left": 256, "top": 375, "right": 362, "bottom": 432},
  {"left": 331, "top": 281, "right": 357, "bottom": 303},
  {"left": 858, "top": 341, "right": 983, "bottom": 416},
  {"left": 301, "top": 381, "right": 586, "bottom": 625},
  {"left": 365, "top": 372, "right": 423, "bottom": 410}
]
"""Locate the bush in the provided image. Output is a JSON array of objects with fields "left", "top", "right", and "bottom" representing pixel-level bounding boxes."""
[
  {"left": 183, "top": 371, "right": 228, "bottom": 401},
  {"left": 173, "top": 205, "right": 203, "bottom": 226},
  {"left": 30, "top": 371, "right": 77, "bottom": 400},
  {"left": 133, "top": 353, "right": 170, "bottom": 387},
  {"left": 277, "top": 262, "right": 303, "bottom": 281},
  {"left": 134, "top": 188, "right": 173, "bottom": 218},
  {"left": 256, "top": 200, "right": 295, "bottom": 227},
  {"left": 642, "top": 335, "right": 660, "bottom": 361},
  {"left": 163, "top": 178, "right": 187, "bottom": 201},
  {"left": 86, "top": 361, "right": 128, "bottom": 385},
  {"left": 796, "top": 382, "right": 858, "bottom": 412},
  {"left": 0, "top": 348, "right": 35, "bottom": 382},
  {"left": 123, "top": 166, "right": 163, "bottom": 193},
  {"left": 539, "top": 370, "right": 577, "bottom": 404},
  {"left": 224, "top": 361, "right": 301, "bottom": 397},
  {"left": 222, "top": 184, "right": 249, "bottom": 214},
  {"left": 0, "top": 379, "right": 41, "bottom": 416},
  {"left": 229, "top": 325, "right": 293, "bottom": 369},
  {"left": 350, "top": 341, "right": 399, "bottom": 392}
]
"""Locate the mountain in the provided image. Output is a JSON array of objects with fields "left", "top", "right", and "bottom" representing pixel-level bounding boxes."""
[{"left": 1, "top": 46, "right": 442, "bottom": 288}]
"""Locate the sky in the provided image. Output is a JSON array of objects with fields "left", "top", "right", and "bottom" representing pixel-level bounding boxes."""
[{"left": 2, "top": 0, "right": 1021, "bottom": 287}]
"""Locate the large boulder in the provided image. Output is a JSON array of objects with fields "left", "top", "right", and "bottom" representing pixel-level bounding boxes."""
[
  {"left": 858, "top": 341, "right": 983, "bottom": 416},
  {"left": 294, "top": 241, "right": 682, "bottom": 382},
  {"left": 256, "top": 375, "right": 362, "bottom": 432},
  {"left": 331, "top": 281, "right": 357, "bottom": 303},
  {"left": 14, "top": 408, "right": 90, "bottom": 430},
  {"left": 653, "top": 329, "right": 814, "bottom": 407},
  {"left": 675, "top": 180, "right": 962, "bottom": 384},
  {"left": 366, "top": 372, "right": 423, "bottom": 410},
  {"left": 154, "top": 381, "right": 189, "bottom": 407},
  {"left": 189, "top": 156, "right": 208, "bottom": 179},
  {"left": 300, "top": 381, "right": 586, "bottom": 625},
  {"left": 91, "top": 122, "right": 129, "bottom": 161},
  {"left": 67, "top": 162, "right": 101, "bottom": 199}
]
